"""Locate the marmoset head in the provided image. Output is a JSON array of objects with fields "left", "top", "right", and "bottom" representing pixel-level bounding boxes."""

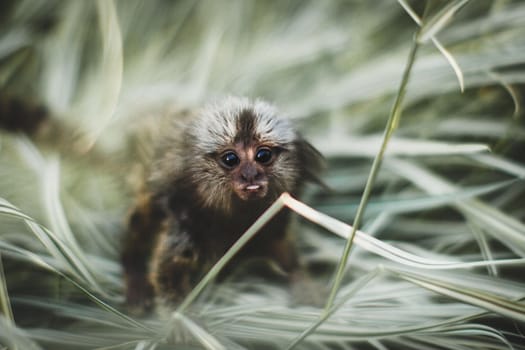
[{"left": 155, "top": 97, "right": 323, "bottom": 213}]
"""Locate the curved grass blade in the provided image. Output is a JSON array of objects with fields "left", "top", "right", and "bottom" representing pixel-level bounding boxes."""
[
  {"left": 487, "top": 71, "right": 521, "bottom": 118},
  {"left": 432, "top": 38, "right": 465, "bottom": 92},
  {"left": 0, "top": 254, "right": 14, "bottom": 326},
  {"left": 469, "top": 223, "right": 498, "bottom": 276},
  {"left": 13, "top": 138, "right": 108, "bottom": 294},
  {"left": 282, "top": 194, "right": 525, "bottom": 270},
  {"left": 0, "top": 316, "right": 42, "bottom": 350},
  {"left": 320, "top": 178, "right": 516, "bottom": 218},
  {"left": 79, "top": 0, "right": 123, "bottom": 151},
  {"left": 94, "top": 339, "right": 159, "bottom": 350},
  {"left": 323, "top": 15, "right": 423, "bottom": 317},
  {"left": 471, "top": 153, "right": 525, "bottom": 178},
  {"left": 0, "top": 200, "right": 33, "bottom": 221},
  {"left": 1, "top": 196, "right": 105, "bottom": 294},
  {"left": 387, "top": 159, "right": 525, "bottom": 256},
  {"left": 317, "top": 136, "right": 487, "bottom": 157},
  {"left": 428, "top": 324, "right": 512, "bottom": 349},
  {"left": 42, "top": 158, "right": 109, "bottom": 292},
  {"left": 286, "top": 269, "right": 381, "bottom": 350},
  {"left": 398, "top": 0, "right": 465, "bottom": 91},
  {"left": 0, "top": 242, "right": 153, "bottom": 334},
  {"left": 417, "top": 0, "right": 471, "bottom": 44},
  {"left": 170, "top": 312, "right": 226, "bottom": 350},
  {"left": 286, "top": 267, "right": 518, "bottom": 349},
  {"left": 390, "top": 268, "right": 525, "bottom": 323}
]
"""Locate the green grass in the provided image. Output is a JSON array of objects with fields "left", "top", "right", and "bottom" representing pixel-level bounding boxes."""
[{"left": 1, "top": 0, "right": 525, "bottom": 349}]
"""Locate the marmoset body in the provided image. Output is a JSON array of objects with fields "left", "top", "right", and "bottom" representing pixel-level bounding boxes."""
[{"left": 121, "top": 97, "right": 323, "bottom": 311}]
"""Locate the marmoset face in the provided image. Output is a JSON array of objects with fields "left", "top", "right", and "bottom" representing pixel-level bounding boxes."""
[
  {"left": 184, "top": 97, "right": 301, "bottom": 212},
  {"left": 216, "top": 141, "right": 281, "bottom": 201}
]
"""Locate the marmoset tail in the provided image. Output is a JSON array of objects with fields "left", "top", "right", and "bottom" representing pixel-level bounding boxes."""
[{"left": 121, "top": 96, "right": 324, "bottom": 312}]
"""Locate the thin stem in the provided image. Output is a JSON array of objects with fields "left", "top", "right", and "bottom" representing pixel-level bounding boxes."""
[
  {"left": 0, "top": 253, "right": 18, "bottom": 350},
  {"left": 286, "top": 269, "right": 382, "bottom": 350},
  {"left": 323, "top": 30, "right": 422, "bottom": 314},
  {"left": 0, "top": 254, "right": 15, "bottom": 324}
]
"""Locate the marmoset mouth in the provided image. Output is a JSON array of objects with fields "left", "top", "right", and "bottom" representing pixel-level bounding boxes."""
[
  {"left": 235, "top": 182, "right": 268, "bottom": 200},
  {"left": 245, "top": 184, "right": 261, "bottom": 192}
]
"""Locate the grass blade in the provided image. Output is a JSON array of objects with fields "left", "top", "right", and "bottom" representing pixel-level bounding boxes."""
[
  {"left": 323, "top": 23, "right": 422, "bottom": 314},
  {"left": 387, "top": 159, "right": 525, "bottom": 256},
  {"left": 282, "top": 194, "right": 525, "bottom": 270},
  {"left": 398, "top": 0, "right": 465, "bottom": 91},
  {"left": 0, "top": 241, "right": 153, "bottom": 334},
  {"left": 391, "top": 268, "right": 525, "bottom": 323},
  {"left": 417, "top": 0, "right": 470, "bottom": 43},
  {"left": 80, "top": 0, "right": 123, "bottom": 151},
  {"left": 0, "top": 254, "right": 14, "bottom": 326}
]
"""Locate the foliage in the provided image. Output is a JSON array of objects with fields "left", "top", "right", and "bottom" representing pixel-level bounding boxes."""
[{"left": 1, "top": 0, "right": 525, "bottom": 349}]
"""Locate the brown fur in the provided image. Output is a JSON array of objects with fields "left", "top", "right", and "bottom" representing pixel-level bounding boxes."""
[
  {"left": 0, "top": 91, "right": 48, "bottom": 135},
  {"left": 121, "top": 97, "right": 323, "bottom": 312}
]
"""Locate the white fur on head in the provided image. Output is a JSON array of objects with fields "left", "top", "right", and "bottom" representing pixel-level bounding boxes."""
[
  {"left": 188, "top": 96, "right": 296, "bottom": 154},
  {"left": 182, "top": 96, "right": 300, "bottom": 212}
]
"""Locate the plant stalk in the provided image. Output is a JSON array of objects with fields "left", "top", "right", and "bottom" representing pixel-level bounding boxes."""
[{"left": 323, "top": 31, "right": 422, "bottom": 314}]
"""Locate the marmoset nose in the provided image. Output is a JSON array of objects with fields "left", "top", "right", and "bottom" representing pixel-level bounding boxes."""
[{"left": 240, "top": 163, "right": 260, "bottom": 182}]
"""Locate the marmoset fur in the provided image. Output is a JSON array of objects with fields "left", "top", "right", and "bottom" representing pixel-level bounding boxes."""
[{"left": 122, "top": 96, "right": 324, "bottom": 312}]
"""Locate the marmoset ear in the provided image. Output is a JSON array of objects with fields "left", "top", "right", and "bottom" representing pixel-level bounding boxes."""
[{"left": 294, "top": 137, "right": 327, "bottom": 189}]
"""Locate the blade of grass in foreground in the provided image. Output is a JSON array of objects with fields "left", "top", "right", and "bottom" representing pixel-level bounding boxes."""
[
  {"left": 387, "top": 159, "right": 525, "bottom": 256},
  {"left": 417, "top": 0, "right": 470, "bottom": 43},
  {"left": 0, "top": 317, "right": 41, "bottom": 350},
  {"left": 170, "top": 313, "right": 226, "bottom": 350},
  {"left": 398, "top": 0, "right": 465, "bottom": 91},
  {"left": 285, "top": 269, "right": 382, "bottom": 350},
  {"left": 282, "top": 193, "right": 525, "bottom": 270},
  {"left": 0, "top": 254, "right": 14, "bottom": 326},
  {"left": 322, "top": 21, "right": 422, "bottom": 315},
  {"left": 319, "top": 178, "right": 515, "bottom": 218},
  {"left": 14, "top": 138, "right": 116, "bottom": 295},
  {"left": 79, "top": 0, "right": 123, "bottom": 151},
  {"left": 390, "top": 268, "right": 525, "bottom": 323},
  {"left": 0, "top": 196, "right": 106, "bottom": 295},
  {"left": 0, "top": 241, "right": 153, "bottom": 334},
  {"left": 285, "top": 267, "right": 518, "bottom": 349}
]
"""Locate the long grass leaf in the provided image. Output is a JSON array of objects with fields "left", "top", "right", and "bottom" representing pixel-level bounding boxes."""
[
  {"left": 0, "top": 242, "right": 152, "bottom": 333},
  {"left": 90, "top": 0, "right": 123, "bottom": 145},
  {"left": 417, "top": 0, "right": 471, "bottom": 43},
  {"left": 320, "top": 178, "right": 516, "bottom": 218},
  {"left": 286, "top": 269, "right": 382, "bottom": 350},
  {"left": 391, "top": 268, "right": 525, "bottom": 323},
  {"left": 431, "top": 38, "right": 465, "bottom": 92},
  {"left": 324, "top": 26, "right": 422, "bottom": 313},
  {"left": 171, "top": 313, "right": 226, "bottom": 350},
  {"left": 42, "top": 158, "right": 106, "bottom": 293},
  {"left": 387, "top": 159, "right": 525, "bottom": 255},
  {"left": 398, "top": 0, "right": 465, "bottom": 91},
  {"left": 487, "top": 70, "right": 521, "bottom": 117},
  {"left": 282, "top": 194, "right": 525, "bottom": 270},
  {"left": 0, "top": 317, "right": 42, "bottom": 350},
  {"left": 12, "top": 138, "right": 108, "bottom": 293},
  {"left": 316, "top": 136, "right": 487, "bottom": 157},
  {"left": 0, "top": 254, "right": 14, "bottom": 326},
  {"left": 471, "top": 153, "right": 525, "bottom": 178}
]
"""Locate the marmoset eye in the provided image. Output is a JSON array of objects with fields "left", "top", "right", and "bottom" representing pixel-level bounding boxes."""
[
  {"left": 255, "top": 147, "right": 273, "bottom": 164},
  {"left": 220, "top": 151, "right": 240, "bottom": 168}
]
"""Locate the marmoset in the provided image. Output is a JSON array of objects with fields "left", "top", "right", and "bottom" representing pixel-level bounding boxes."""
[{"left": 122, "top": 96, "right": 324, "bottom": 312}]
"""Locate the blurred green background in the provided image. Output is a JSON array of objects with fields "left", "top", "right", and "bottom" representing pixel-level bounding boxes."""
[{"left": 1, "top": 1, "right": 525, "bottom": 349}]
